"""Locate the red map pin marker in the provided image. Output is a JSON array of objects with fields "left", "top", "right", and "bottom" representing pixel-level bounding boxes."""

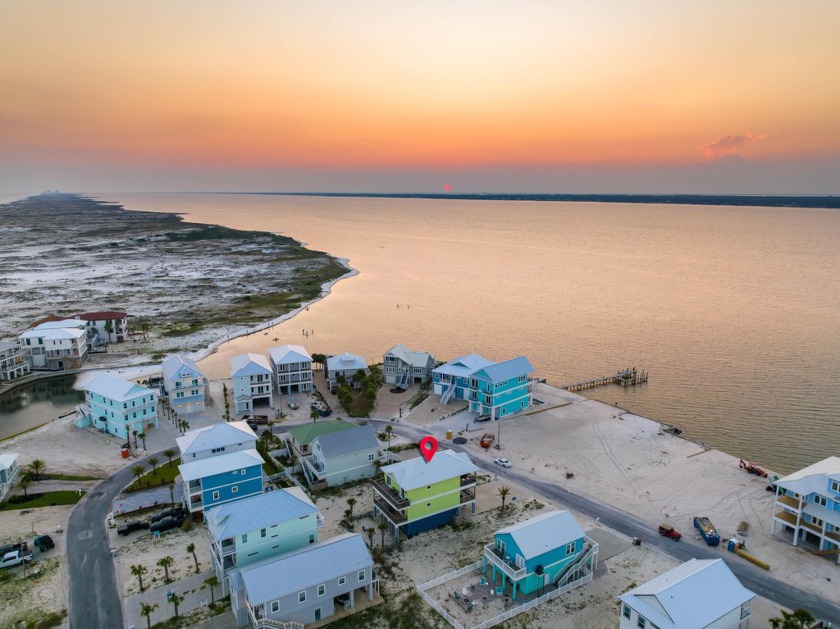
[{"left": 419, "top": 436, "right": 439, "bottom": 463}]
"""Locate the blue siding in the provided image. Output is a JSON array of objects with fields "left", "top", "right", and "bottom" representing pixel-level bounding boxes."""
[
  {"left": 491, "top": 532, "right": 584, "bottom": 595},
  {"left": 201, "top": 464, "right": 263, "bottom": 509},
  {"left": 405, "top": 508, "right": 458, "bottom": 536}
]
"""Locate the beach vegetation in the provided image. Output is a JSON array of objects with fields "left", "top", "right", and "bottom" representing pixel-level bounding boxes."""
[
  {"left": 125, "top": 458, "right": 182, "bottom": 492},
  {"left": 28, "top": 459, "right": 46, "bottom": 480},
  {"left": 0, "top": 490, "right": 84, "bottom": 511}
]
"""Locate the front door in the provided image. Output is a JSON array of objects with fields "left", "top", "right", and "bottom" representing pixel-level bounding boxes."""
[{"left": 314, "top": 608, "right": 322, "bottom": 621}]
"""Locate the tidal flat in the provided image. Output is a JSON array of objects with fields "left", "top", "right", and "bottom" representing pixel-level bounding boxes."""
[{"left": 0, "top": 194, "right": 348, "bottom": 346}]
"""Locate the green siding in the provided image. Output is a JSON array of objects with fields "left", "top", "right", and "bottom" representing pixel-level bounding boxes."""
[{"left": 385, "top": 474, "right": 463, "bottom": 522}]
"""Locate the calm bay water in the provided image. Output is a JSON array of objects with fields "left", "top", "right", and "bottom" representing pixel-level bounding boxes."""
[
  {"left": 0, "top": 375, "right": 84, "bottom": 437},
  {"left": 99, "top": 193, "right": 840, "bottom": 474}
]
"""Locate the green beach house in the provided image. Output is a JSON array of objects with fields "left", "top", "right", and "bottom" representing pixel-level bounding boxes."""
[{"left": 286, "top": 419, "right": 356, "bottom": 460}]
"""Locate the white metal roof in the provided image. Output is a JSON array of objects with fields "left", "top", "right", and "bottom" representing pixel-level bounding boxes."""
[
  {"left": 619, "top": 559, "right": 755, "bottom": 629},
  {"left": 474, "top": 356, "right": 534, "bottom": 383},
  {"left": 315, "top": 424, "right": 378, "bottom": 459},
  {"left": 230, "top": 353, "right": 272, "bottom": 377},
  {"left": 85, "top": 373, "right": 155, "bottom": 402},
  {"left": 0, "top": 453, "right": 19, "bottom": 471},
  {"left": 176, "top": 421, "right": 257, "bottom": 456},
  {"left": 382, "top": 449, "right": 476, "bottom": 491},
  {"left": 0, "top": 341, "right": 19, "bottom": 352},
  {"left": 178, "top": 449, "right": 264, "bottom": 482},
  {"left": 29, "top": 319, "right": 85, "bottom": 330},
  {"left": 20, "top": 326, "right": 86, "bottom": 341},
  {"left": 206, "top": 487, "right": 319, "bottom": 541},
  {"left": 162, "top": 354, "right": 204, "bottom": 381},
  {"left": 233, "top": 533, "right": 372, "bottom": 605},
  {"left": 433, "top": 353, "right": 494, "bottom": 378},
  {"left": 776, "top": 456, "right": 840, "bottom": 496},
  {"left": 384, "top": 344, "right": 433, "bottom": 368},
  {"left": 496, "top": 510, "right": 584, "bottom": 560},
  {"left": 326, "top": 352, "right": 368, "bottom": 372},
  {"left": 268, "top": 344, "right": 312, "bottom": 365}
]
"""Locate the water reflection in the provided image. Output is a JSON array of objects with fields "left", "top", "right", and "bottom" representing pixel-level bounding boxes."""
[{"left": 0, "top": 375, "right": 84, "bottom": 439}]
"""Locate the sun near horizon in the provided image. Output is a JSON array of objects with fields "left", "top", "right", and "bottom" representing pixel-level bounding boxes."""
[{"left": 1, "top": 1, "right": 839, "bottom": 194}]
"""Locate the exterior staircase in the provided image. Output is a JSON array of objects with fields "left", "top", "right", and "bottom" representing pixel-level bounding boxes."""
[{"left": 441, "top": 380, "right": 457, "bottom": 405}]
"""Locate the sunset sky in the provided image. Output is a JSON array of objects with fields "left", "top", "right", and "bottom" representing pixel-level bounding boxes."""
[{"left": 1, "top": 1, "right": 838, "bottom": 193}]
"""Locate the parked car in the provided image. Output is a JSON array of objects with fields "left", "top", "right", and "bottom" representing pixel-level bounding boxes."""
[
  {"left": 475, "top": 414, "right": 491, "bottom": 422},
  {"left": 117, "top": 520, "right": 150, "bottom": 536},
  {"left": 0, "top": 541, "right": 28, "bottom": 556},
  {"left": 287, "top": 397, "right": 300, "bottom": 410},
  {"left": 150, "top": 514, "right": 185, "bottom": 535},
  {"left": 658, "top": 523, "right": 682, "bottom": 541},
  {"left": 0, "top": 550, "right": 33, "bottom": 569},
  {"left": 149, "top": 507, "right": 184, "bottom": 524},
  {"left": 33, "top": 535, "right": 54, "bottom": 552},
  {"left": 494, "top": 458, "right": 511, "bottom": 468}
]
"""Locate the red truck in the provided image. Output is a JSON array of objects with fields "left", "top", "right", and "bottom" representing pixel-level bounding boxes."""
[{"left": 658, "top": 523, "right": 682, "bottom": 541}]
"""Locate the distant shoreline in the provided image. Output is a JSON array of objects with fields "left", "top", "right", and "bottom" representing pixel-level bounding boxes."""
[{"left": 213, "top": 191, "right": 840, "bottom": 209}]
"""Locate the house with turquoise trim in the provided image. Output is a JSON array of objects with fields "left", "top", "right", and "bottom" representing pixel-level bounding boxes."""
[
  {"left": 483, "top": 510, "right": 598, "bottom": 601},
  {"left": 206, "top": 487, "right": 324, "bottom": 596},
  {"left": 373, "top": 450, "right": 477, "bottom": 539},
  {"left": 432, "top": 353, "right": 534, "bottom": 419},
  {"left": 75, "top": 373, "right": 159, "bottom": 440},
  {"left": 0, "top": 453, "right": 21, "bottom": 502},
  {"left": 178, "top": 448, "right": 264, "bottom": 517},
  {"left": 162, "top": 354, "right": 207, "bottom": 414}
]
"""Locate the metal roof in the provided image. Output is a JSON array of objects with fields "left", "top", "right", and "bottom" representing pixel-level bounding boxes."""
[
  {"left": 777, "top": 456, "right": 840, "bottom": 496},
  {"left": 0, "top": 341, "right": 18, "bottom": 352},
  {"left": 384, "top": 344, "right": 434, "bottom": 368},
  {"left": 382, "top": 450, "right": 476, "bottom": 491},
  {"left": 433, "top": 353, "right": 494, "bottom": 378},
  {"left": 619, "top": 559, "right": 755, "bottom": 629},
  {"left": 20, "top": 326, "right": 86, "bottom": 341},
  {"left": 496, "top": 510, "right": 584, "bottom": 560},
  {"left": 233, "top": 533, "right": 373, "bottom": 605},
  {"left": 315, "top": 424, "right": 378, "bottom": 459},
  {"left": 205, "top": 487, "right": 319, "bottom": 541},
  {"left": 178, "top": 448, "right": 264, "bottom": 482},
  {"left": 268, "top": 344, "right": 312, "bottom": 364},
  {"left": 85, "top": 373, "right": 155, "bottom": 402},
  {"left": 27, "top": 319, "right": 85, "bottom": 331},
  {"left": 0, "top": 453, "right": 19, "bottom": 471},
  {"left": 176, "top": 421, "right": 257, "bottom": 456},
  {"left": 326, "top": 353, "right": 368, "bottom": 372},
  {"left": 287, "top": 420, "right": 355, "bottom": 446},
  {"left": 162, "top": 354, "right": 204, "bottom": 381},
  {"left": 230, "top": 353, "right": 272, "bottom": 377},
  {"left": 474, "top": 356, "right": 534, "bottom": 383}
]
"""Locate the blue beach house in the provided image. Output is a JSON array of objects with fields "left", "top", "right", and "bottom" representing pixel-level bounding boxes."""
[
  {"left": 483, "top": 510, "right": 598, "bottom": 600},
  {"left": 178, "top": 448, "right": 264, "bottom": 517},
  {"left": 75, "top": 373, "right": 159, "bottom": 440},
  {"left": 432, "top": 353, "right": 534, "bottom": 418},
  {"left": 162, "top": 354, "right": 207, "bottom": 414}
]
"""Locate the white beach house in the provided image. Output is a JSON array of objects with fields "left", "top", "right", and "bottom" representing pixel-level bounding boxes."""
[
  {"left": 176, "top": 421, "right": 258, "bottom": 461},
  {"left": 0, "top": 453, "right": 21, "bottom": 502},
  {"left": 383, "top": 344, "right": 434, "bottom": 387},
  {"left": 771, "top": 456, "right": 840, "bottom": 562},
  {"left": 268, "top": 344, "right": 313, "bottom": 394},
  {"left": 73, "top": 311, "right": 128, "bottom": 346},
  {"left": 619, "top": 558, "right": 755, "bottom": 629},
  {"left": 0, "top": 341, "right": 29, "bottom": 381},
  {"left": 19, "top": 319, "right": 88, "bottom": 370},
  {"left": 325, "top": 353, "right": 369, "bottom": 392},
  {"left": 75, "top": 373, "right": 159, "bottom": 440},
  {"left": 231, "top": 353, "right": 273, "bottom": 415},
  {"left": 162, "top": 354, "right": 207, "bottom": 414}
]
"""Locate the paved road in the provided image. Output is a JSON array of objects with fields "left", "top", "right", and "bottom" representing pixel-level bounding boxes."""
[
  {"left": 365, "top": 419, "right": 840, "bottom": 625},
  {"left": 67, "top": 450, "right": 165, "bottom": 629}
]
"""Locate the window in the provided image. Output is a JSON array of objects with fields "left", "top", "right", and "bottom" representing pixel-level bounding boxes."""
[
  {"left": 242, "top": 533, "right": 248, "bottom": 544},
  {"left": 317, "top": 584, "right": 325, "bottom": 596},
  {"left": 368, "top": 453, "right": 375, "bottom": 462},
  {"left": 832, "top": 480, "right": 840, "bottom": 493},
  {"left": 298, "top": 591, "right": 306, "bottom": 603},
  {"left": 623, "top": 604, "right": 631, "bottom": 619},
  {"left": 231, "top": 486, "right": 238, "bottom": 493},
  {"left": 232, "top": 470, "right": 238, "bottom": 475},
  {"left": 637, "top": 617, "right": 646, "bottom": 628},
  {"left": 815, "top": 495, "right": 828, "bottom": 507},
  {"left": 241, "top": 468, "right": 246, "bottom": 474},
  {"left": 426, "top": 503, "right": 432, "bottom": 507},
  {"left": 261, "top": 528, "right": 266, "bottom": 538},
  {"left": 565, "top": 542, "right": 576, "bottom": 555},
  {"left": 309, "top": 534, "right": 315, "bottom": 544},
  {"left": 358, "top": 570, "right": 365, "bottom": 581},
  {"left": 338, "top": 577, "right": 346, "bottom": 586},
  {"left": 212, "top": 491, "right": 220, "bottom": 500},
  {"left": 271, "top": 600, "right": 279, "bottom": 613}
]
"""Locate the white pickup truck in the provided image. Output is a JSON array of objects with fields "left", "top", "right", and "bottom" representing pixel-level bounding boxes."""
[{"left": 0, "top": 549, "right": 33, "bottom": 569}]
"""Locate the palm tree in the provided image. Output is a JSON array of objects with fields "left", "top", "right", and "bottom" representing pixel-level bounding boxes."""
[
  {"left": 310, "top": 408, "right": 320, "bottom": 423},
  {"left": 19, "top": 475, "right": 32, "bottom": 498},
  {"left": 163, "top": 449, "right": 176, "bottom": 467},
  {"left": 365, "top": 526, "right": 375, "bottom": 547},
  {"left": 169, "top": 592, "right": 185, "bottom": 618},
  {"left": 138, "top": 432, "right": 147, "bottom": 450},
  {"left": 204, "top": 575, "right": 219, "bottom": 604},
  {"left": 168, "top": 483, "right": 175, "bottom": 509},
  {"left": 187, "top": 542, "right": 199, "bottom": 573},
  {"left": 131, "top": 564, "right": 148, "bottom": 592},
  {"left": 378, "top": 521, "right": 389, "bottom": 549},
  {"left": 769, "top": 609, "right": 815, "bottom": 629},
  {"left": 497, "top": 485, "right": 511, "bottom": 512},
  {"left": 148, "top": 457, "right": 159, "bottom": 474},
  {"left": 157, "top": 556, "right": 174, "bottom": 583},
  {"left": 222, "top": 383, "right": 230, "bottom": 421},
  {"left": 384, "top": 425, "right": 394, "bottom": 451},
  {"left": 103, "top": 320, "right": 113, "bottom": 343},
  {"left": 346, "top": 497, "right": 357, "bottom": 521},
  {"left": 28, "top": 459, "right": 46, "bottom": 481},
  {"left": 131, "top": 465, "right": 145, "bottom": 485},
  {"left": 139, "top": 602, "right": 158, "bottom": 629}
]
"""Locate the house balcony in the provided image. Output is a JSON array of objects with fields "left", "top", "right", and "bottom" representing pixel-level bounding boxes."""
[
  {"left": 460, "top": 488, "right": 475, "bottom": 503},
  {"left": 187, "top": 479, "right": 202, "bottom": 493},
  {"left": 220, "top": 539, "right": 236, "bottom": 556},
  {"left": 460, "top": 474, "right": 476, "bottom": 488},
  {"left": 373, "top": 496, "right": 407, "bottom": 525},
  {"left": 776, "top": 494, "right": 802, "bottom": 511},
  {"left": 484, "top": 544, "right": 527, "bottom": 581},
  {"left": 188, "top": 496, "right": 204, "bottom": 510},
  {"left": 372, "top": 478, "right": 410, "bottom": 510}
]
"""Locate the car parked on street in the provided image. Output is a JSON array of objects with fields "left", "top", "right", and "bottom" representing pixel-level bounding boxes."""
[
  {"left": 658, "top": 523, "right": 682, "bottom": 541},
  {"left": 494, "top": 458, "right": 511, "bottom": 468},
  {"left": 287, "top": 397, "right": 299, "bottom": 410},
  {"left": 150, "top": 514, "right": 185, "bottom": 535},
  {"left": 117, "top": 520, "right": 149, "bottom": 536},
  {"left": 0, "top": 541, "right": 28, "bottom": 556},
  {"left": 0, "top": 550, "right": 33, "bottom": 569},
  {"left": 33, "top": 535, "right": 55, "bottom": 552}
]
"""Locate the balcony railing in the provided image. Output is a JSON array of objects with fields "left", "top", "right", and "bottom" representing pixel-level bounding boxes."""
[
  {"left": 460, "top": 488, "right": 476, "bottom": 503},
  {"left": 372, "top": 478, "right": 410, "bottom": 510},
  {"left": 374, "top": 497, "right": 408, "bottom": 525},
  {"left": 460, "top": 474, "right": 476, "bottom": 488},
  {"left": 188, "top": 479, "right": 202, "bottom": 492},
  {"left": 776, "top": 494, "right": 801, "bottom": 510},
  {"left": 484, "top": 544, "right": 527, "bottom": 581}
]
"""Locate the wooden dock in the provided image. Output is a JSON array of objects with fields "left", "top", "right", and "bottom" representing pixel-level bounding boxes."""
[{"left": 560, "top": 368, "right": 648, "bottom": 392}]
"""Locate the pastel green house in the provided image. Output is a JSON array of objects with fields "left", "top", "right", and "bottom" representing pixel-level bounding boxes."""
[
  {"left": 373, "top": 450, "right": 477, "bottom": 538},
  {"left": 483, "top": 510, "right": 598, "bottom": 600}
]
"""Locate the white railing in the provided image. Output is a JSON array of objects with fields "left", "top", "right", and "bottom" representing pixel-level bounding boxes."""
[
  {"left": 417, "top": 589, "right": 467, "bottom": 629},
  {"left": 483, "top": 545, "right": 526, "bottom": 580},
  {"left": 417, "top": 560, "right": 482, "bottom": 592},
  {"left": 248, "top": 605, "right": 304, "bottom": 629}
]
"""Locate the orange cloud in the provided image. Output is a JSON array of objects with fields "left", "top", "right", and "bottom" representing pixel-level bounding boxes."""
[{"left": 700, "top": 133, "right": 769, "bottom": 161}]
